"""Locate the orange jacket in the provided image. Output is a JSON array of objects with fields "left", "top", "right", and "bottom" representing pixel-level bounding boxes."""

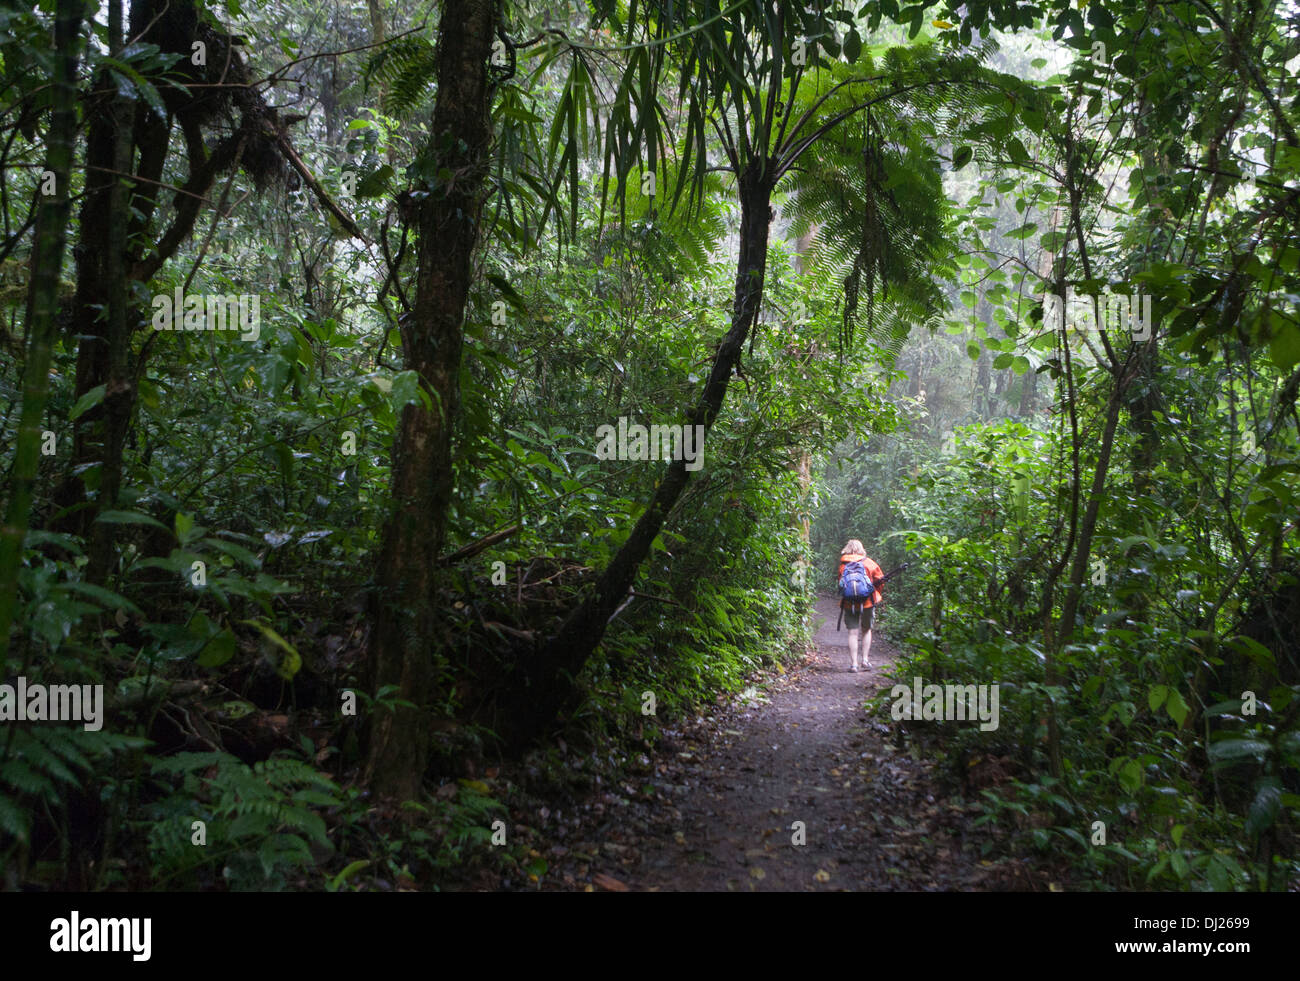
[{"left": 839, "top": 552, "right": 884, "bottom": 609}]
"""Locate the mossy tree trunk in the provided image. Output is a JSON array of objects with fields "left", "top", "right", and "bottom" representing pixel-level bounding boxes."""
[
  {"left": 364, "top": 0, "right": 501, "bottom": 800},
  {"left": 0, "top": 0, "right": 85, "bottom": 660}
]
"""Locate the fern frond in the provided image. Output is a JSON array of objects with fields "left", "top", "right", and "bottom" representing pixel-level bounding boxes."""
[{"left": 363, "top": 35, "right": 438, "bottom": 117}]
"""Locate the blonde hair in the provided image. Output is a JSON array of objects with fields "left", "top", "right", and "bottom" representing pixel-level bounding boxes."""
[{"left": 842, "top": 539, "right": 864, "bottom": 555}]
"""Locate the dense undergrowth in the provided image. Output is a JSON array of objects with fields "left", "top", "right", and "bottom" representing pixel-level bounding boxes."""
[
  {"left": 824, "top": 383, "right": 1299, "bottom": 891},
  {"left": 2, "top": 143, "right": 841, "bottom": 891}
]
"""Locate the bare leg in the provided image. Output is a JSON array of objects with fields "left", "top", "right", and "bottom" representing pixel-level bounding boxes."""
[
  {"left": 861, "top": 624, "right": 873, "bottom": 667},
  {"left": 847, "top": 627, "right": 859, "bottom": 671}
]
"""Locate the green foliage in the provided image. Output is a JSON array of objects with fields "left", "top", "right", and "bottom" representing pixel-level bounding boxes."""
[
  {"left": 3, "top": 0, "right": 1297, "bottom": 894},
  {"left": 363, "top": 35, "right": 437, "bottom": 117},
  {"left": 145, "top": 753, "right": 341, "bottom": 890},
  {"left": 0, "top": 728, "right": 146, "bottom": 848},
  {"left": 858, "top": 404, "right": 1299, "bottom": 890}
]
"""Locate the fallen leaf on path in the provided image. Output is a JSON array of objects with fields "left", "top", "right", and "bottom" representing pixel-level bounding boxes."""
[
  {"left": 593, "top": 873, "right": 629, "bottom": 892},
  {"left": 814, "top": 869, "right": 831, "bottom": 883},
  {"left": 749, "top": 867, "right": 766, "bottom": 880}
]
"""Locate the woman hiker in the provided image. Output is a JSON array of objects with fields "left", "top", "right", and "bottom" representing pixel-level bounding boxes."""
[{"left": 838, "top": 539, "right": 884, "bottom": 672}]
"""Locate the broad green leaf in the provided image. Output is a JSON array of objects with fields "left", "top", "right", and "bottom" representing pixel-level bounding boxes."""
[
  {"left": 95, "top": 510, "right": 170, "bottom": 533},
  {"left": 1165, "top": 689, "right": 1189, "bottom": 727},
  {"left": 1170, "top": 850, "right": 1188, "bottom": 879},
  {"left": 69, "top": 384, "right": 106, "bottom": 422},
  {"left": 1207, "top": 739, "right": 1270, "bottom": 762},
  {"left": 174, "top": 511, "right": 196, "bottom": 544},
  {"left": 1118, "top": 758, "right": 1141, "bottom": 793},
  {"left": 356, "top": 164, "right": 393, "bottom": 198},
  {"left": 1245, "top": 780, "right": 1281, "bottom": 836},
  {"left": 60, "top": 581, "right": 143, "bottom": 617},
  {"left": 197, "top": 629, "right": 237, "bottom": 668}
]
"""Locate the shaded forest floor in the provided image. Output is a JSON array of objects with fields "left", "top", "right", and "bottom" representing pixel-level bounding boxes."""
[{"left": 495, "top": 598, "right": 1048, "bottom": 892}]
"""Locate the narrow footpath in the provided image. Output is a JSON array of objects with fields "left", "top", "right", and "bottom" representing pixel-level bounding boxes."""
[{"left": 615, "top": 597, "right": 991, "bottom": 890}]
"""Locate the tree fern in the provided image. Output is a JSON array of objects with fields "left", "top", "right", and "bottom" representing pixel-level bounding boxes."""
[{"left": 782, "top": 39, "right": 1026, "bottom": 358}]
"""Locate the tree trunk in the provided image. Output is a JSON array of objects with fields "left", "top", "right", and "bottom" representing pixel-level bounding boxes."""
[
  {"left": 793, "top": 223, "right": 818, "bottom": 275},
  {"left": 65, "top": 53, "right": 127, "bottom": 547},
  {"left": 509, "top": 164, "right": 775, "bottom": 743},
  {"left": 1017, "top": 357, "right": 1037, "bottom": 416},
  {"left": 797, "top": 450, "right": 811, "bottom": 543},
  {"left": 55, "top": 1, "right": 301, "bottom": 564},
  {"left": 87, "top": 0, "right": 138, "bottom": 579},
  {"left": 792, "top": 218, "right": 814, "bottom": 543},
  {"left": 0, "top": 0, "right": 85, "bottom": 660},
  {"left": 1056, "top": 379, "right": 1128, "bottom": 641},
  {"left": 363, "top": 0, "right": 499, "bottom": 800},
  {"left": 62, "top": 2, "right": 157, "bottom": 564},
  {"left": 975, "top": 345, "right": 990, "bottom": 417},
  {"left": 1020, "top": 206, "right": 1062, "bottom": 419},
  {"left": 1129, "top": 102, "right": 1170, "bottom": 501}
]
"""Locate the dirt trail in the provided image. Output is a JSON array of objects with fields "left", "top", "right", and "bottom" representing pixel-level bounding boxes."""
[{"left": 620, "top": 597, "right": 987, "bottom": 891}]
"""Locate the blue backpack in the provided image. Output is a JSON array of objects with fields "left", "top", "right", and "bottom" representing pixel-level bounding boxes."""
[{"left": 840, "top": 559, "right": 875, "bottom": 604}]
